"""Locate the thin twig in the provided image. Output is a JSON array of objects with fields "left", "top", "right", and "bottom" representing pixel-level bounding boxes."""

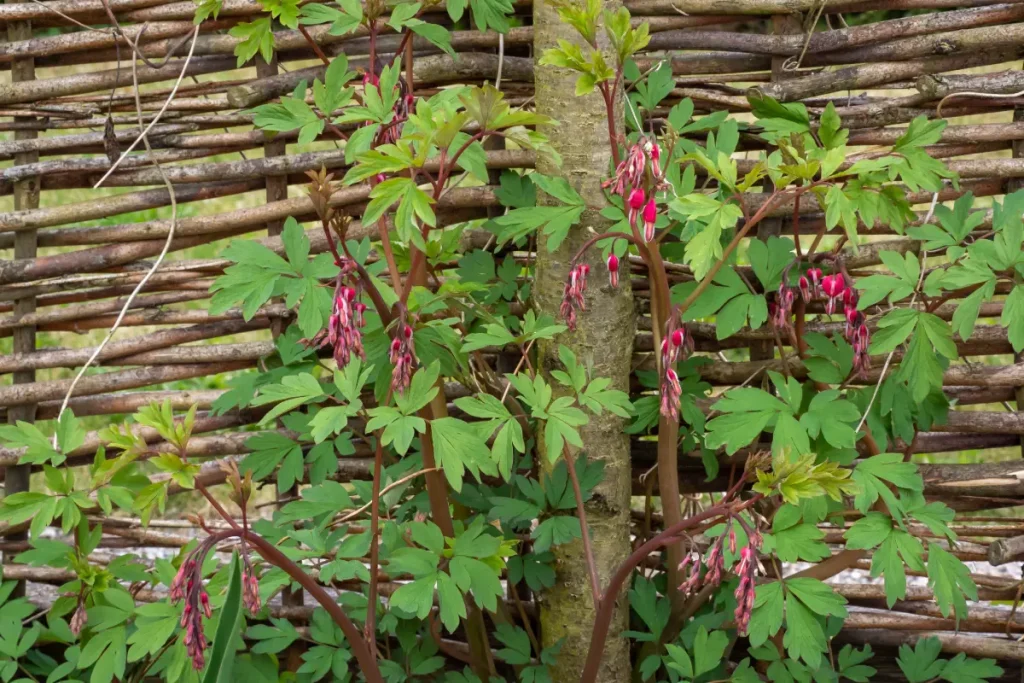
[{"left": 52, "top": 32, "right": 194, "bottom": 437}]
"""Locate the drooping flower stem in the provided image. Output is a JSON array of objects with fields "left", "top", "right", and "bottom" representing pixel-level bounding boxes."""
[
  {"left": 578, "top": 492, "right": 764, "bottom": 683},
  {"left": 238, "top": 530, "right": 386, "bottom": 683},
  {"left": 364, "top": 438, "right": 386, "bottom": 649}
]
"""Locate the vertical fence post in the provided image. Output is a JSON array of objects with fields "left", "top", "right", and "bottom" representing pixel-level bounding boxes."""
[
  {"left": 4, "top": 1, "right": 38, "bottom": 597},
  {"left": 1013, "top": 63, "right": 1024, "bottom": 458}
]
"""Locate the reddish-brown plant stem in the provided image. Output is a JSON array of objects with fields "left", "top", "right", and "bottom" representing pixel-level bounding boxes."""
[
  {"left": 512, "top": 336, "right": 602, "bottom": 608},
  {"left": 358, "top": 73, "right": 495, "bottom": 675},
  {"left": 222, "top": 529, "right": 386, "bottom": 683},
  {"left": 675, "top": 193, "right": 779, "bottom": 318},
  {"left": 399, "top": 133, "right": 488, "bottom": 306},
  {"left": 562, "top": 444, "right": 601, "bottom": 607},
  {"left": 600, "top": 81, "right": 622, "bottom": 168},
  {"left": 194, "top": 481, "right": 241, "bottom": 532},
  {"left": 298, "top": 26, "right": 332, "bottom": 66},
  {"left": 375, "top": 217, "right": 404, "bottom": 292},
  {"left": 368, "top": 22, "right": 377, "bottom": 73},
  {"left": 404, "top": 32, "right": 414, "bottom": 96},
  {"left": 793, "top": 193, "right": 803, "bottom": 259},
  {"left": 364, "top": 438, "right": 386, "bottom": 648},
  {"left": 642, "top": 244, "right": 684, "bottom": 604}
]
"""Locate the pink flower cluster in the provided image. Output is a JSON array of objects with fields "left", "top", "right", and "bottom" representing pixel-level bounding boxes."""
[
  {"left": 243, "top": 568, "right": 261, "bottom": 615},
  {"left": 328, "top": 280, "right": 367, "bottom": 368},
  {"left": 733, "top": 545, "right": 757, "bottom": 634},
  {"left": 389, "top": 323, "right": 417, "bottom": 395},
  {"left": 559, "top": 263, "right": 590, "bottom": 331},
  {"left": 605, "top": 142, "right": 648, "bottom": 198},
  {"left": 660, "top": 323, "right": 693, "bottom": 420},
  {"left": 170, "top": 545, "right": 263, "bottom": 670},
  {"left": 678, "top": 522, "right": 763, "bottom": 635},
  {"left": 627, "top": 188, "right": 659, "bottom": 242},
  {"left": 169, "top": 558, "right": 209, "bottom": 670},
  {"left": 774, "top": 268, "right": 871, "bottom": 375},
  {"left": 604, "top": 137, "right": 665, "bottom": 243},
  {"left": 771, "top": 281, "right": 796, "bottom": 331}
]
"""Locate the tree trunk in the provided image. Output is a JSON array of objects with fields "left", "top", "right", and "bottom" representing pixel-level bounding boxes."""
[{"left": 533, "top": 2, "right": 635, "bottom": 682}]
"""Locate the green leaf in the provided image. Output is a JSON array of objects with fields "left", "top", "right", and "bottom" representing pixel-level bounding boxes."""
[
  {"left": 495, "top": 624, "right": 532, "bottom": 666},
  {"left": 229, "top": 17, "right": 273, "bottom": 66},
  {"left": 874, "top": 529, "right": 925, "bottom": 607},
  {"left": 748, "top": 581, "right": 784, "bottom": 647},
  {"left": 631, "top": 60, "right": 674, "bottom": 112},
  {"left": 202, "top": 552, "right": 245, "bottom": 683},
  {"left": 748, "top": 94, "right": 810, "bottom": 139},
  {"left": 241, "top": 432, "right": 301, "bottom": 482},
  {"left": 897, "top": 637, "right": 946, "bottom": 683},
  {"left": 765, "top": 522, "right": 829, "bottom": 563},
  {"left": 663, "top": 644, "right": 692, "bottom": 679},
  {"left": 693, "top": 626, "right": 728, "bottom": 677},
  {"left": 490, "top": 174, "right": 585, "bottom": 251},
  {"left": 1002, "top": 285, "right": 1024, "bottom": 352},
  {"left": 852, "top": 453, "right": 922, "bottom": 516},
  {"left": 786, "top": 578, "right": 847, "bottom": 618},
  {"left": 390, "top": 574, "right": 438, "bottom": 621},
  {"left": 907, "top": 497, "right": 957, "bottom": 544},
  {"left": 495, "top": 170, "right": 536, "bottom": 208},
  {"left": 940, "top": 653, "right": 1003, "bottom": 683},
  {"left": 679, "top": 200, "right": 743, "bottom": 280},
  {"left": 79, "top": 626, "right": 126, "bottom": 683},
  {"left": 465, "top": 0, "right": 513, "bottom": 32},
  {"left": 799, "top": 390, "right": 860, "bottom": 449},
  {"left": 247, "top": 619, "right": 300, "bottom": 654},
  {"left": 430, "top": 417, "right": 495, "bottom": 492},
  {"left": 542, "top": 397, "right": 587, "bottom": 463},
  {"left": 844, "top": 512, "right": 892, "bottom": 550},
  {"left": 895, "top": 116, "right": 947, "bottom": 151},
  {"left": 531, "top": 516, "right": 580, "bottom": 552},
  {"left": 705, "top": 386, "right": 795, "bottom": 457},
  {"left": 802, "top": 332, "right": 853, "bottom": 384},
  {"left": 449, "top": 554, "right": 503, "bottom": 613},
  {"left": 507, "top": 551, "right": 555, "bottom": 591},
  {"left": 857, "top": 250, "right": 919, "bottom": 307},
  {"left": 782, "top": 592, "right": 827, "bottom": 668},
  {"left": 628, "top": 576, "right": 669, "bottom": 640},
  {"left": 251, "top": 372, "right": 324, "bottom": 424},
  {"left": 127, "top": 602, "right": 180, "bottom": 662},
  {"left": 927, "top": 542, "right": 976, "bottom": 623},
  {"left": 747, "top": 236, "right": 794, "bottom": 290},
  {"left": 837, "top": 644, "right": 876, "bottom": 683},
  {"left": 818, "top": 102, "right": 846, "bottom": 149},
  {"left": 194, "top": 0, "right": 223, "bottom": 22},
  {"left": 0, "top": 420, "right": 64, "bottom": 467}
]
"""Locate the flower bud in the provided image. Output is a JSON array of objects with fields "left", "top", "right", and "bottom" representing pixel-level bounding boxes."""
[
  {"left": 798, "top": 276, "right": 811, "bottom": 302},
  {"left": 642, "top": 199, "right": 658, "bottom": 242},
  {"left": 607, "top": 254, "right": 619, "bottom": 288},
  {"left": 628, "top": 188, "right": 646, "bottom": 210}
]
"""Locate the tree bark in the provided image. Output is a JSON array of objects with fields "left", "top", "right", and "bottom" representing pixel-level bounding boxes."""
[{"left": 533, "top": 2, "right": 634, "bottom": 682}]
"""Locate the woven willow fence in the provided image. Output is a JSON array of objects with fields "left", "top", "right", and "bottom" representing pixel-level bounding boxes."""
[{"left": 5, "top": 0, "right": 1024, "bottom": 679}]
